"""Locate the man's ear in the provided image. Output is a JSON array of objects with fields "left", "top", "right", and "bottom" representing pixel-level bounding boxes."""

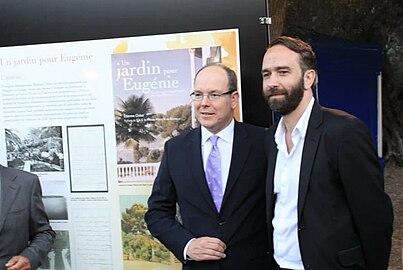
[
  {"left": 304, "top": 69, "right": 316, "bottom": 90},
  {"left": 231, "top": 91, "right": 239, "bottom": 109}
]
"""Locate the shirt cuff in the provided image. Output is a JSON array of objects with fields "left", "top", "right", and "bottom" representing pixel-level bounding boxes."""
[{"left": 183, "top": 238, "right": 196, "bottom": 260}]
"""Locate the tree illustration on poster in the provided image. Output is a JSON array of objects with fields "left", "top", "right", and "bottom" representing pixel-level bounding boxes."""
[
  {"left": 115, "top": 94, "right": 158, "bottom": 163},
  {"left": 154, "top": 105, "right": 192, "bottom": 140},
  {"left": 121, "top": 203, "right": 170, "bottom": 263}
]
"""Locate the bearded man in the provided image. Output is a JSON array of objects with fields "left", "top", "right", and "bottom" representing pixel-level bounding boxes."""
[{"left": 261, "top": 36, "right": 393, "bottom": 270}]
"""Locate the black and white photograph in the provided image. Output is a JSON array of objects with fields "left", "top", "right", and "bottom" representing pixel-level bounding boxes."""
[
  {"left": 43, "top": 195, "right": 69, "bottom": 220},
  {"left": 5, "top": 126, "right": 64, "bottom": 172},
  {"left": 39, "top": 230, "right": 71, "bottom": 270}
]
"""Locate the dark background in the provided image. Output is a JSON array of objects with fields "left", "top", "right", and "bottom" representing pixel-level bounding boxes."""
[{"left": 0, "top": 0, "right": 271, "bottom": 127}]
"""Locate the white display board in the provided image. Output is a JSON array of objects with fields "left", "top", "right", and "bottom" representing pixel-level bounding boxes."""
[{"left": 0, "top": 29, "right": 242, "bottom": 270}]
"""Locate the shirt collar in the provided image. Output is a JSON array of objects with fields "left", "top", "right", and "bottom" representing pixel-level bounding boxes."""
[
  {"left": 201, "top": 119, "right": 234, "bottom": 145},
  {"left": 294, "top": 96, "right": 315, "bottom": 139},
  {"left": 275, "top": 97, "right": 315, "bottom": 142}
]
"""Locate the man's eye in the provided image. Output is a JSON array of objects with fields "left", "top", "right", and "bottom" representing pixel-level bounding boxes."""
[
  {"left": 262, "top": 73, "right": 271, "bottom": 79},
  {"left": 194, "top": 93, "right": 202, "bottom": 97},
  {"left": 210, "top": 93, "right": 221, "bottom": 98}
]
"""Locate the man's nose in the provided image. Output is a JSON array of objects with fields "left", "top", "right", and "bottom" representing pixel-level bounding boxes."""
[
  {"left": 265, "top": 74, "right": 280, "bottom": 88},
  {"left": 200, "top": 94, "right": 210, "bottom": 105}
]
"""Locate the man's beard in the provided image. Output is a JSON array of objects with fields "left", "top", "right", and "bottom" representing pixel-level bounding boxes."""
[{"left": 264, "top": 77, "right": 304, "bottom": 116}]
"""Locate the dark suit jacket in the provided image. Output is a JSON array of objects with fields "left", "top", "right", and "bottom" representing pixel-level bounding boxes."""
[
  {"left": 145, "top": 121, "right": 270, "bottom": 270},
  {"left": 0, "top": 165, "right": 55, "bottom": 270},
  {"left": 266, "top": 102, "right": 394, "bottom": 270}
]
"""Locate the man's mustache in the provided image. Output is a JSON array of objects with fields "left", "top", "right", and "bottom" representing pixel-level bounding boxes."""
[{"left": 265, "top": 88, "right": 287, "bottom": 97}]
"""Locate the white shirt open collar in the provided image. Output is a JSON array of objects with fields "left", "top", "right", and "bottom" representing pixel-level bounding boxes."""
[{"left": 274, "top": 97, "right": 315, "bottom": 151}]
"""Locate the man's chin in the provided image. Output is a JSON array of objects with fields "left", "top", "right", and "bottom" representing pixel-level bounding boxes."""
[
  {"left": 268, "top": 100, "right": 283, "bottom": 110},
  {"left": 268, "top": 104, "right": 289, "bottom": 116},
  {"left": 198, "top": 119, "right": 214, "bottom": 128}
]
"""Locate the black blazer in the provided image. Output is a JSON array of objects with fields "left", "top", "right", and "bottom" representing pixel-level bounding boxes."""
[
  {"left": 266, "top": 102, "right": 393, "bottom": 270},
  {"left": 145, "top": 121, "right": 270, "bottom": 270},
  {"left": 0, "top": 165, "right": 55, "bottom": 270}
]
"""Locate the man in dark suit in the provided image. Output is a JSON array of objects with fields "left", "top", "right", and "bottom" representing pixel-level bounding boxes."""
[
  {"left": 261, "top": 36, "right": 394, "bottom": 270},
  {"left": 0, "top": 164, "right": 55, "bottom": 270},
  {"left": 145, "top": 63, "right": 270, "bottom": 270}
]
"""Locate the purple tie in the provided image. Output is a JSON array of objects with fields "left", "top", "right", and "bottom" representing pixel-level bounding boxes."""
[{"left": 205, "top": 135, "right": 223, "bottom": 211}]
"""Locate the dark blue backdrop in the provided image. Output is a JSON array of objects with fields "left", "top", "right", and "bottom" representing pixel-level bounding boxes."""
[{"left": 312, "top": 36, "right": 382, "bottom": 156}]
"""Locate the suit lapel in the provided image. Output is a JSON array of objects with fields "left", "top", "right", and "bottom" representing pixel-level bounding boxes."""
[
  {"left": 186, "top": 129, "right": 217, "bottom": 213},
  {"left": 222, "top": 122, "right": 249, "bottom": 207},
  {"left": 0, "top": 167, "right": 20, "bottom": 232},
  {"left": 266, "top": 124, "right": 279, "bottom": 219},
  {"left": 298, "top": 103, "right": 323, "bottom": 219}
]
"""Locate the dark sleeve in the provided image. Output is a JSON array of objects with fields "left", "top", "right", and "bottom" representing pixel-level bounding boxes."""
[
  {"left": 20, "top": 175, "right": 56, "bottom": 269},
  {"left": 144, "top": 140, "right": 194, "bottom": 262},
  {"left": 338, "top": 118, "right": 393, "bottom": 270}
]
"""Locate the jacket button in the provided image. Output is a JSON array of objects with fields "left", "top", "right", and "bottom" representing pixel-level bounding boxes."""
[{"left": 218, "top": 221, "right": 226, "bottom": 226}]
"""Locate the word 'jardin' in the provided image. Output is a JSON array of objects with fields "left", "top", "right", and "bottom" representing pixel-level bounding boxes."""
[{"left": 116, "top": 60, "right": 180, "bottom": 92}]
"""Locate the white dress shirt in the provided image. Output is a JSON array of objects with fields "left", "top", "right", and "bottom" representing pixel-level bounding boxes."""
[
  {"left": 200, "top": 119, "right": 234, "bottom": 193},
  {"left": 183, "top": 119, "right": 235, "bottom": 259},
  {"left": 273, "top": 97, "right": 314, "bottom": 270}
]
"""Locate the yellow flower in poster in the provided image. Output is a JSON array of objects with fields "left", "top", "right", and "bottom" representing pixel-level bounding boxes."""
[{"left": 113, "top": 40, "right": 129, "bottom": 54}]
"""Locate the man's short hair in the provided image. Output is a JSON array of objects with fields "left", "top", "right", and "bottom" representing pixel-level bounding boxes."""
[
  {"left": 194, "top": 63, "right": 237, "bottom": 92},
  {"left": 268, "top": 36, "right": 317, "bottom": 73}
]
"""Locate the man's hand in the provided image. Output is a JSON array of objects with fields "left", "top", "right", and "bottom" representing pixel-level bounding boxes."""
[
  {"left": 187, "top": 236, "right": 226, "bottom": 261},
  {"left": 5, "top": 255, "right": 31, "bottom": 270}
]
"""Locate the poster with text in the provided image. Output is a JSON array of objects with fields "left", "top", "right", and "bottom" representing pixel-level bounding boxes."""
[{"left": 0, "top": 28, "right": 241, "bottom": 270}]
